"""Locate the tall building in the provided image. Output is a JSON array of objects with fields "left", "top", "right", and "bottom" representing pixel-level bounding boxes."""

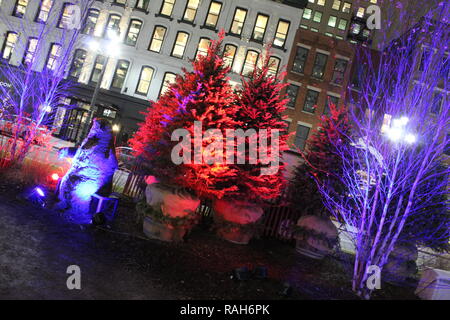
[{"left": 0, "top": 0, "right": 303, "bottom": 144}]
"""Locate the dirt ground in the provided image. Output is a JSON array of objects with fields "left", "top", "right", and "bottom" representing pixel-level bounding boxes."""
[{"left": 0, "top": 185, "right": 418, "bottom": 300}]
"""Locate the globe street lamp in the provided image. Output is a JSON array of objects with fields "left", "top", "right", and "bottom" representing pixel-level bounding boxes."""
[{"left": 386, "top": 116, "right": 417, "bottom": 145}]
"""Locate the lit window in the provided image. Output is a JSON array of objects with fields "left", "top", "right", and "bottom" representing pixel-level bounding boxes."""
[
  {"left": 196, "top": 38, "right": 211, "bottom": 58},
  {"left": 69, "top": 49, "right": 86, "bottom": 79},
  {"left": 286, "top": 84, "right": 299, "bottom": 109},
  {"left": 268, "top": 56, "right": 281, "bottom": 76},
  {"left": 160, "top": 0, "right": 175, "bottom": 17},
  {"left": 111, "top": 60, "right": 130, "bottom": 90},
  {"left": 308, "top": 0, "right": 315, "bottom": 3},
  {"left": 125, "top": 19, "right": 142, "bottom": 46},
  {"left": 325, "top": 32, "right": 333, "bottom": 37},
  {"left": 135, "top": 0, "right": 150, "bottom": 10},
  {"left": 1, "top": 32, "right": 18, "bottom": 61},
  {"left": 58, "top": 3, "right": 73, "bottom": 28},
  {"left": 356, "top": 7, "right": 365, "bottom": 18},
  {"left": 300, "top": 24, "right": 308, "bottom": 29},
  {"left": 252, "top": 14, "right": 269, "bottom": 42},
  {"left": 82, "top": 9, "right": 99, "bottom": 35},
  {"left": 36, "top": 0, "right": 53, "bottom": 23},
  {"left": 328, "top": 16, "right": 337, "bottom": 27},
  {"left": 183, "top": 0, "right": 200, "bottom": 22},
  {"left": 294, "top": 124, "right": 310, "bottom": 151},
  {"left": 222, "top": 44, "right": 237, "bottom": 69},
  {"left": 311, "top": 27, "right": 319, "bottom": 32},
  {"left": 312, "top": 52, "right": 328, "bottom": 79},
  {"left": 338, "top": 19, "right": 347, "bottom": 30},
  {"left": 302, "top": 8, "right": 312, "bottom": 20},
  {"left": 303, "top": 90, "right": 319, "bottom": 113},
  {"left": 241, "top": 50, "right": 259, "bottom": 76},
  {"left": 114, "top": 0, "right": 126, "bottom": 4},
  {"left": 317, "top": 0, "right": 325, "bottom": 5},
  {"left": 104, "top": 14, "right": 122, "bottom": 39},
  {"left": 204, "top": 1, "right": 222, "bottom": 29},
  {"left": 23, "top": 38, "right": 38, "bottom": 65},
  {"left": 159, "top": 72, "right": 176, "bottom": 96},
  {"left": 342, "top": 2, "right": 351, "bottom": 13},
  {"left": 331, "top": 58, "right": 348, "bottom": 85},
  {"left": 313, "top": 11, "right": 322, "bottom": 23},
  {"left": 332, "top": 0, "right": 341, "bottom": 10},
  {"left": 380, "top": 113, "right": 392, "bottom": 134},
  {"left": 230, "top": 8, "right": 247, "bottom": 36},
  {"left": 13, "top": 0, "right": 28, "bottom": 18},
  {"left": 136, "top": 66, "right": 154, "bottom": 95},
  {"left": 350, "top": 22, "right": 361, "bottom": 34},
  {"left": 148, "top": 26, "right": 166, "bottom": 53},
  {"left": 171, "top": 32, "right": 189, "bottom": 58},
  {"left": 46, "top": 43, "right": 62, "bottom": 70},
  {"left": 90, "top": 55, "right": 106, "bottom": 83},
  {"left": 370, "top": 0, "right": 377, "bottom": 3},
  {"left": 274, "top": 20, "right": 290, "bottom": 48},
  {"left": 292, "top": 46, "right": 309, "bottom": 74}
]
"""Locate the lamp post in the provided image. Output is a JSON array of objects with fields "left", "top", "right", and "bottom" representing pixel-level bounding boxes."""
[
  {"left": 386, "top": 116, "right": 417, "bottom": 145},
  {"left": 79, "top": 31, "right": 120, "bottom": 142}
]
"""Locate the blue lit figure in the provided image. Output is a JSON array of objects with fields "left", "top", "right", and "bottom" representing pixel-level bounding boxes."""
[{"left": 55, "top": 118, "right": 118, "bottom": 224}]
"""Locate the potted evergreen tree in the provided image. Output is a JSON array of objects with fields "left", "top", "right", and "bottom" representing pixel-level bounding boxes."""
[
  {"left": 212, "top": 54, "right": 290, "bottom": 244},
  {"left": 290, "top": 102, "right": 352, "bottom": 258},
  {"left": 130, "top": 33, "right": 240, "bottom": 241}
]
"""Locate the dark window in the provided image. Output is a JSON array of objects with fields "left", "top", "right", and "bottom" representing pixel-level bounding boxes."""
[
  {"left": 223, "top": 44, "right": 237, "bottom": 69},
  {"left": 136, "top": 66, "right": 154, "bottom": 95},
  {"left": 13, "top": 0, "right": 28, "bottom": 18},
  {"left": 1, "top": 32, "right": 18, "bottom": 61},
  {"left": 286, "top": 84, "right": 299, "bottom": 109},
  {"left": 331, "top": 58, "right": 348, "bottom": 85},
  {"left": 35, "top": 0, "right": 53, "bottom": 23},
  {"left": 324, "top": 95, "right": 339, "bottom": 115},
  {"left": 229, "top": 8, "right": 247, "bottom": 36},
  {"left": 111, "top": 60, "right": 130, "bottom": 90},
  {"left": 148, "top": 26, "right": 166, "bottom": 53},
  {"left": 312, "top": 52, "right": 328, "bottom": 79},
  {"left": 303, "top": 89, "right": 319, "bottom": 113},
  {"left": 204, "top": 1, "right": 222, "bottom": 29},
  {"left": 125, "top": 19, "right": 142, "bottom": 46},
  {"left": 431, "top": 92, "right": 444, "bottom": 114},
  {"left": 82, "top": 9, "right": 99, "bottom": 35},
  {"left": 292, "top": 46, "right": 308, "bottom": 73},
  {"left": 69, "top": 49, "right": 87, "bottom": 79},
  {"left": 294, "top": 124, "right": 310, "bottom": 151}
]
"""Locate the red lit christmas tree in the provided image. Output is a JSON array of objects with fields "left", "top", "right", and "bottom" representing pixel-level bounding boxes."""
[
  {"left": 130, "top": 32, "right": 241, "bottom": 199},
  {"left": 228, "top": 54, "right": 290, "bottom": 203}
]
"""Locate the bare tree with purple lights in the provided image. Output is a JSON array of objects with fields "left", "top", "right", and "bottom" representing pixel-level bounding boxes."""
[
  {"left": 0, "top": 0, "right": 94, "bottom": 168},
  {"left": 314, "top": 3, "right": 449, "bottom": 299}
]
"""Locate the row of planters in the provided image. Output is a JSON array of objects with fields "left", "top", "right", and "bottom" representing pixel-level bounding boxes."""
[
  {"left": 130, "top": 34, "right": 289, "bottom": 246},
  {"left": 136, "top": 182, "right": 263, "bottom": 244}
]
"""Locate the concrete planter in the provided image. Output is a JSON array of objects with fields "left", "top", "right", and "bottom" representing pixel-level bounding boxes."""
[
  {"left": 294, "top": 215, "right": 338, "bottom": 260},
  {"left": 213, "top": 199, "right": 263, "bottom": 245},
  {"left": 140, "top": 182, "right": 200, "bottom": 242}
]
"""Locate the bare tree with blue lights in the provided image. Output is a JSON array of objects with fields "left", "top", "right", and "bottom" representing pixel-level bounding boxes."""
[{"left": 315, "top": 3, "right": 449, "bottom": 299}]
